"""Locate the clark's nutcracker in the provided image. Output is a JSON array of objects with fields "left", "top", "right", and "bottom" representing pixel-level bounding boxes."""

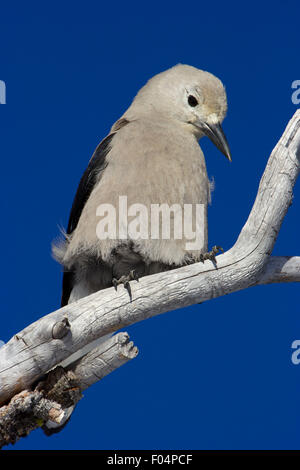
[
  {"left": 54, "top": 64, "right": 231, "bottom": 307},
  {"left": 45, "top": 65, "right": 232, "bottom": 430}
]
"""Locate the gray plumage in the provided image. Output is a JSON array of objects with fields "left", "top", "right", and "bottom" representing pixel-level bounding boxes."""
[{"left": 53, "top": 64, "right": 231, "bottom": 307}]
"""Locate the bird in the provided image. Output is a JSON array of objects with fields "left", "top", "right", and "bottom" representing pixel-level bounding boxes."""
[
  {"left": 47, "top": 64, "right": 232, "bottom": 433},
  {"left": 53, "top": 63, "right": 231, "bottom": 315}
]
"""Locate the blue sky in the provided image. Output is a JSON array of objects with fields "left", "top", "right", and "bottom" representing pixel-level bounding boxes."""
[{"left": 0, "top": 0, "right": 299, "bottom": 450}]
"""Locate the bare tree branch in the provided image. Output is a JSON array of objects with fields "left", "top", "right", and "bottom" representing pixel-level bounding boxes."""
[
  {"left": 0, "top": 333, "right": 137, "bottom": 447},
  {"left": 0, "top": 111, "right": 299, "bottom": 446},
  {"left": 69, "top": 332, "right": 138, "bottom": 389},
  {"left": 258, "top": 256, "right": 300, "bottom": 285}
]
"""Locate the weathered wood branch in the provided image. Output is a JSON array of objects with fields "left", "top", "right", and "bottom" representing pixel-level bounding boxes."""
[
  {"left": 64, "top": 331, "right": 138, "bottom": 393},
  {"left": 0, "top": 111, "right": 299, "bottom": 446},
  {"left": 258, "top": 256, "right": 300, "bottom": 285},
  {"left": 0, "top": 333, "right": 137, "bottom": 447},
  {"left": 0, "top": 389, "right": 67, "bottom": 447}
]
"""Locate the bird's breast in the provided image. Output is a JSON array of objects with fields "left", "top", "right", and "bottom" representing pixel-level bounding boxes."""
[{"left": 64, "top": 120, "right": 209, "bottom": 266}]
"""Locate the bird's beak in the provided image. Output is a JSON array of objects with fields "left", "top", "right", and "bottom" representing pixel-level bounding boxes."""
[{"left": 197, "top": 121, "right": 232, "bottom": 162}]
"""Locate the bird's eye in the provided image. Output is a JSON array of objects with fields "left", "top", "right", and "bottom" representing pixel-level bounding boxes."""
[{"left": 188, "top": 95, "right": 198, "bottom": 107}]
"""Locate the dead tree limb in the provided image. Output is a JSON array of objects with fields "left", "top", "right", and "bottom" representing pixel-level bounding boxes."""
[
  {"left": 0, "top": 333, "right": 137, "bottom": 447},
  {"left": 0, "top": 110, "right": 299, "bottom": 446}
]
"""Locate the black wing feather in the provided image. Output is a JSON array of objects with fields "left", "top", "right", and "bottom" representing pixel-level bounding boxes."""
[
  {"left": 66, "top": 133, "right": 115, "bottom": 235},
  {"left": 61, "top": 132, "right": 115, "bottom": 306}
]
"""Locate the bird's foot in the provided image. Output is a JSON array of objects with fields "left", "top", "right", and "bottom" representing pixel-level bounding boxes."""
[
  {"left": 183, "top": 246, "right": 224, "bottom": 266},
  {"left": 183, "top": 253, "right": 198, "bottom": 265},
  {"left": 112, "top": 270, "right": 139, "bottom": 301},
  {"left": 199, "top": 245, "right": 224, "bottom": 264}
]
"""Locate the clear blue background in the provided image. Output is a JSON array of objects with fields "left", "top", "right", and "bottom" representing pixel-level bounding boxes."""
[{"left": 0, "top": 0, "right": 299, "bottom": 450}]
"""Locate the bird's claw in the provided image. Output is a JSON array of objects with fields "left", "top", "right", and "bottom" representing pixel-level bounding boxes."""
[
  {"left": 199, "top": 245, "right": 224, "bottom": 264},
  {"left": 112, "top": 270, "right": 139, "bottom": 301},
  {"left": 183, "top": 246, "right": 224, "bottom": 266},
  {"left": 183, "top": 254, "right": 198, "bottom": 265}
]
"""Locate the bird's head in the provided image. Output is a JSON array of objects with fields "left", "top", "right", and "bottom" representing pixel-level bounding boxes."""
[{"left": 125, "top": 64, "right": 231, "bottom": 162}]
